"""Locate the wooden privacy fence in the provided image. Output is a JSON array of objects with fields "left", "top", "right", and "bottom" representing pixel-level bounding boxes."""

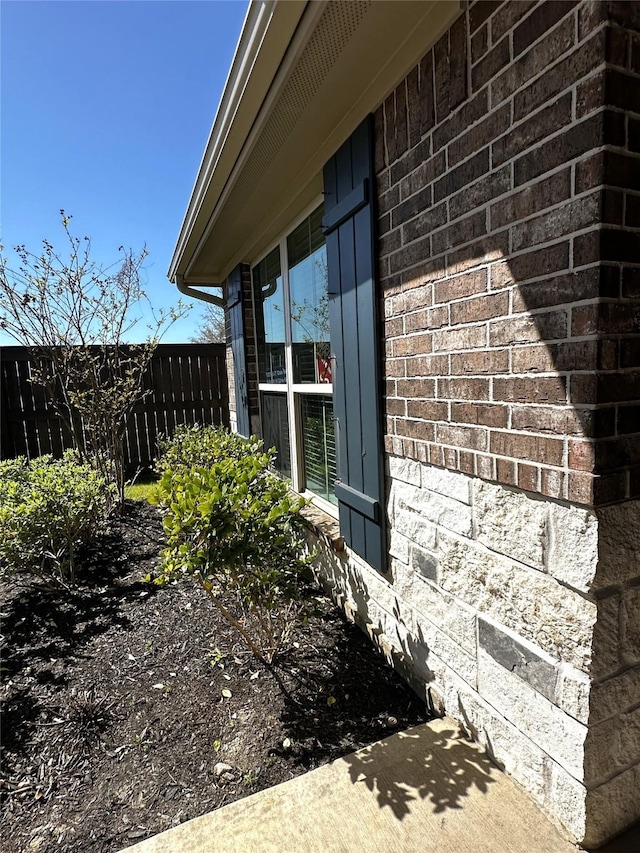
[{"left": 1, "top": 344, "right": 229, "bottom": 470}]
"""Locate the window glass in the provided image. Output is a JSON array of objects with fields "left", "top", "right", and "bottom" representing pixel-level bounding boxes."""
[
  {"left": 300, "top": 394, "right": 336, "bottom": 504},
  {"left": 287, "top": 209, "right": 330, "bottom": 385},
  {"left": 253, "top": 205, "right": 334, "bottom": 506},
  {"left": 260, "top": 392, "right": 291, "bottom": 478},
  {"left": 253, "top": 246, "right": 286, "bottom": 383}
]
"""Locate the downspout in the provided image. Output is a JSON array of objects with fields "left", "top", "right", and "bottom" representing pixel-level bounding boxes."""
[{"left": 175, "top": 273, "right": 225, "bottom": 308}]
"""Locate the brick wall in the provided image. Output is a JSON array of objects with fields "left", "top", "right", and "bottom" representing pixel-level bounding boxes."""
[
  {"left": 376, "top": 0, "right": 640, "bottom": 508},
  {"left": 595, "top": 2, "right": 640, "bottom": 502}
]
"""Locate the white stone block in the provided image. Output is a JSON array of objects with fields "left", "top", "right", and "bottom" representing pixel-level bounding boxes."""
[
  {"left": 547, "top": 503, "right": 599, "bottom": 592},
  {"left": 390, "top": 480, "right": 417, "bottom": 510},
  {"left": 473, "top": 479, "right": 547, "bottom": 569},
  {"left": 405, "top": 607, "right": 477, "bottom": 688},
  {"left": 400, "top": 482, "right": 473, "bottom": 537},
  {"left": 618, "top": 705, "right": 640, "bottom": 768},
  {"left": 386, "top": 479, "right": 407, "bottom": 523},
  {"left": 394, "top": 507, "right": 438, "bottom": 551},
  {"left": 417, "top": 647, "right": 461, "bottom": 704},
  {"left": 591, "top": 593, "right": 622, "bottom": 681},
  {"left": 590, "top": 665, "right": 640, "bottom": 724},
  {"left": 393, "top": 569, "right": 477, "bottom": 655},
  {"left": 386, "top": 480, "right": 398, "bottom": 519},
  {"left": 584, "top": 716, "right": 617, "bottom": 785},
  {"left": 597, "top": 500, "right": 640, "bottom": 588},
  {"left": 352, "top": 558, "right": 399, "bottom": 620},
  {"left": 478, "top": 650, "right": 588, "bottom": 780},
  {"left": 388, "top": 529, "right": 410, "bottom": 563},
  {"left": 388, "top": 455, "right": 421, "bottom": 486},
  {"left": 355, "top": 593, "right": 394, "bottom": 643},
  {"left": 391, "top": 617, "right": 432, "bottom": 685},
  {"left": 438, "top": 532, "right": 597, "bottom": 671},
  {"left": 548, "top": 762, "right": 587, "bottom": 844},
  {"left": 622, "top": 585, "right": 640, "bottom": 666},
  {"left": 583, "top": 763, "right": 640, "bottom": 848},
  {"left": 444, "top": 672, "right": 550, "bottom": 803},
  {"left": 556, "top": 664, "right": 591, "bottom": 724},
  {"left": 396, "top": 641, "right": 558, "bottom": 810},
  {"left": 421, "top": 463, "right": 471, "bottom": 504}
]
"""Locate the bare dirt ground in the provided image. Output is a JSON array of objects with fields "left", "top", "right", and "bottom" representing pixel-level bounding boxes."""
[{"left": 1, "top": 500, "right": 430, "bottom": 853}]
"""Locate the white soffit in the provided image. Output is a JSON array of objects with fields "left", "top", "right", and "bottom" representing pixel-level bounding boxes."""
[{"left": 172, "top": 0, "right": 461, "bottom": 285}]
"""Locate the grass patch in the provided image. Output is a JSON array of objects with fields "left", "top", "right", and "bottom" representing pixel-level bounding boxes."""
[{"left": 124, "top": 473, "right": 158, "bottom": 503}]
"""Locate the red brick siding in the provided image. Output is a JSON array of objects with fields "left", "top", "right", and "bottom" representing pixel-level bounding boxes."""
[
  {"left": 593, "top": 2, "right": 640, "bottom": 503},
  {"left": 377, "top": 0, "right": 640, "bottom": 507}
]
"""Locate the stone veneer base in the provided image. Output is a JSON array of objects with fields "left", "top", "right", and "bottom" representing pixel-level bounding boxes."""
[{"left": 308, "top": 457, "right": 640, "bottom": 848}]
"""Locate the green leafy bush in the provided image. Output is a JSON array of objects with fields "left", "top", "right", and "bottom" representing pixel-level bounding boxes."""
[
  {"left": 150, "top": 429, "right": 312, "bottom": 664},
  {"left": 155, "top": 423, "right": 264, "bottom": 475},
  {"left": 0, "top": 452, "right": 111, "bottom": 585}
]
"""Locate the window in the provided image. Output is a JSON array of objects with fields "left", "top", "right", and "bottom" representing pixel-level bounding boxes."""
[{"left": 252, "top": 205, "right": 337, "bottom": 509}]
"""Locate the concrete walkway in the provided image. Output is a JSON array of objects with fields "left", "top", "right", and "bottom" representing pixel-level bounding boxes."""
[{"left": 120, "top": 717, "right": 599, "bottom": 853}]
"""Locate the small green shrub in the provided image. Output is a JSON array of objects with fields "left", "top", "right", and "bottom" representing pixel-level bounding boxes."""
[
  {"left": 150, "top": 431, "right": 312, "bottom": 664},
  {"left": 155, "top": 424, "right": 264, "bottom": 475},
  {"left": 0, "top": 452, "right": 111, "bottom": 585}
]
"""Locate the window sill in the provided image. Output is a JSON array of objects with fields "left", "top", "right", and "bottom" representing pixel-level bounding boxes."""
[{"left": 300, "top": 502, "right": 344, "bottom": 553}]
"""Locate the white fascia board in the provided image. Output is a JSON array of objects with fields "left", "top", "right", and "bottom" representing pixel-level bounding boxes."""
[
  {"left": 183, "top": 0, "right": 328, "bottom": 285},
  {"left": 168, "top": 0, "right": 308, "bottom": 283}
]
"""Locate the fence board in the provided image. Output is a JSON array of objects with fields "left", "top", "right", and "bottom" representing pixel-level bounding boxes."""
[
  {"left": 144, "top": 357, "right": 162, "bottom": 457},
  {"left": 1, "top": 344, "right": 229, "bottom": 470}
]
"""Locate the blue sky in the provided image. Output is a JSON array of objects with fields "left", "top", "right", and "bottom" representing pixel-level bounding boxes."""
[{"left": 1, "top": 0, "right": 247, "bottom": 343}]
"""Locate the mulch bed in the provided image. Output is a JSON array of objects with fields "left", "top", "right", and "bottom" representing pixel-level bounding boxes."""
[{"left": 1, "top": 500, "right": 430, "bottom": 853}]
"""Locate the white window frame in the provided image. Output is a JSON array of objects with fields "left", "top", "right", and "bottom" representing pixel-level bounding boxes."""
[{"left": 251, "top": 197, "right": 337, "bottom": 518}]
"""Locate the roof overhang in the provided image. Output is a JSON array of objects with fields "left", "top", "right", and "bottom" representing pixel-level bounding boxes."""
[{"left": 169, "top": 0, "right": 461, "bottom": 287}]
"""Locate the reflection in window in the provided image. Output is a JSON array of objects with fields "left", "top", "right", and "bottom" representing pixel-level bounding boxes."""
[
  {"left": 254, "top": 247, "right": 286, "bottom": 383},
  {"left": 261, "top": 392, "right": 291, "bottom": 478},
  {"left": 288, "top": 208, "right": 330, "bottom": 385},
  {"left": 301, "top": 395, "right": 336, "bottom": 504},
  {"left": 253, "top": 204, "right": 334, "bottom": 507}
]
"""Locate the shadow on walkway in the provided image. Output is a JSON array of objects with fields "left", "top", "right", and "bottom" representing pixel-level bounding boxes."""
[{"left": 343, "top": 723, "right": 496, "bottom": 821}]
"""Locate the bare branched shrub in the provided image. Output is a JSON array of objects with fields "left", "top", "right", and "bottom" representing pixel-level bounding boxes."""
[{"left": 0, "top": 212, "right": 189, "bottom": 509}]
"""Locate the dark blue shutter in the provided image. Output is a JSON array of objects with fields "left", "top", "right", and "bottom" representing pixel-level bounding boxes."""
[
  {"left": 323, "top": 115, "right": 387, "bottom": 573},
  {"left": 227, "top": 265, "right": 251, "bottom": 438}
]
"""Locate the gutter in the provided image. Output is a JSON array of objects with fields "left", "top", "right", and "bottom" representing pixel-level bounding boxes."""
[{"left": 176, "top": 274, "right": 224, "bottom": 308}]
